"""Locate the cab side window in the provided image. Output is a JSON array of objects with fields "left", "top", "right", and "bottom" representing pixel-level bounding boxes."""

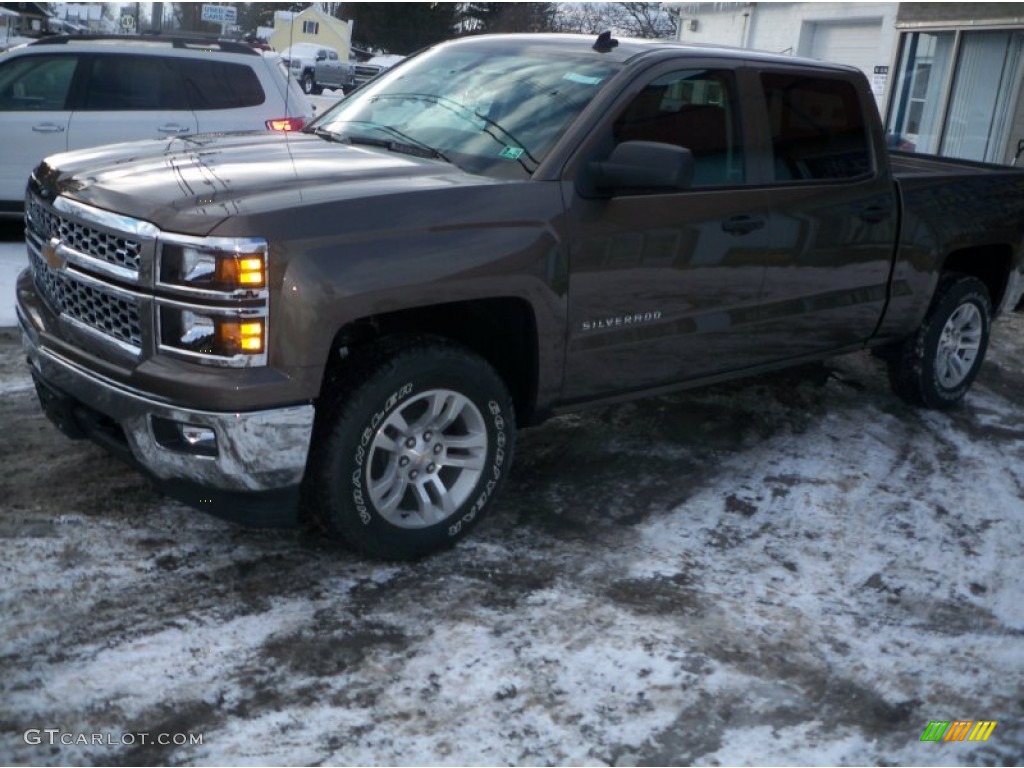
[
  {"left": 0, "top": 55, "right": 77, "bottom": 111},
  {"left": 82, "top": 55, "right": 187, "bottom": 110},
  {"left": 613, "top": 69, "right": 744, "bottom": 187},
  {"left": 760, "top": 72, "right": 871, "bottom": 182}
]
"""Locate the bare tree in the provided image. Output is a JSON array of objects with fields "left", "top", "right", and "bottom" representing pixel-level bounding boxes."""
[
  {"left": 609, "top": 2, "right": 676, "bottom": 38},
  {"left": 553, "top": 2, "right": 676, "bottom": 39}
]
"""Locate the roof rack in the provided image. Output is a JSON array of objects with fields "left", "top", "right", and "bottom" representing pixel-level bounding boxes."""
[{"left": 29, "top": 33, "right": 260, "bottom": 56}]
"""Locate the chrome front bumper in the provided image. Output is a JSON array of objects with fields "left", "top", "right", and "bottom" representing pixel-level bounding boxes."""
[{"left": 19, "top": 310, "right": 315, "bottom": 495}]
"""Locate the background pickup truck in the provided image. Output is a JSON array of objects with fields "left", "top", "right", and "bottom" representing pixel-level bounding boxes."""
[
  {"left": 279, "top": 43, "right": 348, "bottom": 95},
  {"left": 17, "top": 33, "right": 1024, "bottom": 560},
  {"left": 312, "top": 48, "right": 356, "bottom": 94}
]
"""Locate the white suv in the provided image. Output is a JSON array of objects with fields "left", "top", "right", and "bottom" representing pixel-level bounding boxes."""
[{"left": 0, "top": 34, "right": 314, "bottom": 216}]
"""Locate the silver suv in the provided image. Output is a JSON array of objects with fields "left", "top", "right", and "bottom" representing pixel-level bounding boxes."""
[{"left": 0, "top": 34, "right": 314, "bottom": 216}]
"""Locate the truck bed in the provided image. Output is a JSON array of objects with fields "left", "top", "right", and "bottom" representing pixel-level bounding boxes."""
[{"left": 889, "top": 150, "right": 1024, "bottom": 179}]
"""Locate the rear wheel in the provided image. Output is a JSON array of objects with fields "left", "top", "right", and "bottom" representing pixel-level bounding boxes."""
[
  {"left": 308, "top": 337, "right": 515, "bottom": 560},
  {"left": 887, "top": 274, "right": 992, "bottom": 409}
]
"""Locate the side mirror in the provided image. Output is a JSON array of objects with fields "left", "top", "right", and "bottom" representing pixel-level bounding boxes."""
[
  {"left": 316, "top": 53, "right": 326, "bottom": 61},
  {"left": 590, "top": 141, "right": 694, "bottom": 192}
]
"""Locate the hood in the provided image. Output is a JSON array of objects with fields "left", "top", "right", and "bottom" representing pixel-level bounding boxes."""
[{"left": 33, "top": 132, "right": 487, "bottom": 235}]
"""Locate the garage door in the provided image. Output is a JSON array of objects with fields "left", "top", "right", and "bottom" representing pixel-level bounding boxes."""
[{"left": 808, "top": 21, "right": 883, "bottom": 79}]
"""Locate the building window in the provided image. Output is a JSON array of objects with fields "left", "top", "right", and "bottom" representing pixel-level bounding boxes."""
[
  {"left": 302, "top": 20, "right": 319, "bottom": 35},
  {"left": 942, "top": 31, "right": 1024, "bottom": 162},
  {"left": 887, "top": 30, "right": 1024, "bottom": 164}
]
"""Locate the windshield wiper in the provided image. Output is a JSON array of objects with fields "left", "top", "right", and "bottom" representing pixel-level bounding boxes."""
[
  {"left": 339, "top": 121, "right": 452, "bottom": 164},
  {"left": 374, "top": 93, "right": 539, "bottom": 168},
  {"left": 348, "top": 134, "right": 449, "bottom": 162},
  {"left": 309, "top": 126, "right": 346, "bottom": 144}
]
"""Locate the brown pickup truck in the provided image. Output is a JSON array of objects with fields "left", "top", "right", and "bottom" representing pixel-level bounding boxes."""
[{"left": 16, "top": 33, "right": 1024, "bottom": 559}]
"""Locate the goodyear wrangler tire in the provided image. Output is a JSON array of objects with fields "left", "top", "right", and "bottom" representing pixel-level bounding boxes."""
[
  {"left": 310, "top": 338, "right": 515, "bottom": 560},
  {"left": 887, "top": 274, "right": 992, "bottom": 409}
]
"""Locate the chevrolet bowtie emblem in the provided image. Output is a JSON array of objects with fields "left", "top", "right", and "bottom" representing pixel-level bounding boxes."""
[{"left": 41, "top": 238, "right": 64, "bottom": 270}]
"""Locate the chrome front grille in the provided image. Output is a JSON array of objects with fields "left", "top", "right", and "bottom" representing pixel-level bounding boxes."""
[
  {"left": 59, "top": 218, "right": 142, "bottom": 273},
  {"left": 26, "top": 195, "right": 145, "bottom": 277},
  {"left": 353, "top": 63, "right": 383, "bottom": 84},
  {"left": 26, "top": 194, "right": 150, "bottom": 353},
  {"left": 28, "top": 246, "right": 143, "bottom": 350},
  {"left": 25, "top": 195, "right": 59, "bottom": 239}
]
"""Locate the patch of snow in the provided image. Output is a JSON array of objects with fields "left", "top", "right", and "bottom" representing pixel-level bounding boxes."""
[
  {"left": 1, "top": 245, "right": 1023, "bottom": 764},
  {"left": 0, "top": 240, "right": 27, "bottom": 327}
]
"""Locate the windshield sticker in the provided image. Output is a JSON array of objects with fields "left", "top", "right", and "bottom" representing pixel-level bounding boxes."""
[
  {"left": 563, "top": 72, "right": 604, "bottom": 86},
  {"left": 500, "top": 146, "right": 525, "bottom": 160}
]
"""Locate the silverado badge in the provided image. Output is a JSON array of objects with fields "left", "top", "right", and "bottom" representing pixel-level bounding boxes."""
[{"left": 581, "top": 311, "right": 663, "bottom": 332}]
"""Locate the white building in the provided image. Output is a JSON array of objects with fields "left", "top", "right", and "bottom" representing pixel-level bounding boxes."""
[
  {"left": 672, "top": 2, "right": 898, "bottom": 111},
  {"left": 885, "top": 3, "right": 1024, "bottom": 165},
  {"left": 671, "top": 2, "right": 1024, "bottom": 165}
]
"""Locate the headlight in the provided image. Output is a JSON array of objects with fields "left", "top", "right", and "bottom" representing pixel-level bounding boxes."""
[
  {"left": 158, "top": 237, "right": 268, "bottom": 298},
  {"left": 156, "top": 235, "right": 270, "bottom": 367},
  {"left": 158, "top": 305, "right": 267, "bottom": 367}
]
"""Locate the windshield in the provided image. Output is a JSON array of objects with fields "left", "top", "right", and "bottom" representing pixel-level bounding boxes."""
[{"left": 308, "top": 42, "right": 620, "bottom": 179}]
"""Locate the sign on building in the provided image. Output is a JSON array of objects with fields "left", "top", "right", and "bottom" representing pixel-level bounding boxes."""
[{"left": 201, "top": 5, "right": 237, "bottom": 25}]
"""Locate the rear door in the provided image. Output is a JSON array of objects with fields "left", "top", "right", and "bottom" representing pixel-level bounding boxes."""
[
  {"left": 67, "top": 54, "right": 198, "bottom": 149},
  {"left": 0, "top": 53, "right": 79, "bottom": 205},
  {"left": 750, "top": 69, "right": 898, "bottom": 358}
]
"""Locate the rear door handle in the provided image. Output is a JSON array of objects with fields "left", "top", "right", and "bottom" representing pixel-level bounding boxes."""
[
  {"left": 157, "top": 124, "right": 192, "bottom": 134},
  {"left": 722, "top": 215, "right": 765, "bottom": 235},
  {"left": 32, "top": 123, "right": 65, "bottom": 133}
]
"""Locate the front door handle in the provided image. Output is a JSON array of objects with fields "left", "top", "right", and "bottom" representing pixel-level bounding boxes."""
[
  {"left": 32, "top": 123, "right": 65, "bottom": 133},
  {"left": 859, "top": 205, "right": 891, "bottom": 223},
  {"left": 722, "top": 215, "right": 765, "bottom": 235},
  {"left": 157, "top": 124, "right": 192, "bottom": 134}
]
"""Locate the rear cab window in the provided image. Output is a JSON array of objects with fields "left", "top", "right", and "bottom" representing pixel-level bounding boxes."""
[{"left": 759, "top": 72, "right": 872, "bottom": 182}]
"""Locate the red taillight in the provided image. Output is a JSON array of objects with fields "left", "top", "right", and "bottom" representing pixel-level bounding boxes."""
[{"left": 267, "top": 117, "right": 305, "bottom": 132}]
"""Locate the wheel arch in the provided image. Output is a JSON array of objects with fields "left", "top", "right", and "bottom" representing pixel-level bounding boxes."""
[
  {"left": 941, "top": 243, "right": 1014, "bottom": 311},
  {"left": 322, "top": 297, "right": 541, "bottom": 426}
]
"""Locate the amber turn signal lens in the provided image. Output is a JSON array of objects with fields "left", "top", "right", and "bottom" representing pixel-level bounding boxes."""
[
  {"left": 217, "top": 319, "right": 264, "bottom": 354},
  {"left": 216, "top": 254, "right": 265, "bottom": 289}
]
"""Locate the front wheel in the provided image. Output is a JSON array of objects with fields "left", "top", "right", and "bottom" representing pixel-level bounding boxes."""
[
  {"left": 301, "top": 72, "right": 322, "bottom": 95},
  {"left": 308, "top": 338, "right": 515, "bottom": 560},
  {"left": 887, "top": 274, "right": 992, "bottom": 409}
]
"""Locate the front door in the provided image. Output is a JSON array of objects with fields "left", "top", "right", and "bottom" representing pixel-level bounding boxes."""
[{"left": 563, "top": 65, "right": 778, "bottom": 402}]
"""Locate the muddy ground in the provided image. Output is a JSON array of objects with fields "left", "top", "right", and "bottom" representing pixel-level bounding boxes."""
[{"left": 0, "top": 288, "right": 1022, "bottom": 764}]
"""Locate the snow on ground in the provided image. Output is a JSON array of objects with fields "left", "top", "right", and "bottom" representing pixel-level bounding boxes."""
[
  {"left": 0, "top": 226, "right": 1022, "bottom": 764},
  {"left": 0, "top": 239, "right": 26, "bottom": 328}
]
